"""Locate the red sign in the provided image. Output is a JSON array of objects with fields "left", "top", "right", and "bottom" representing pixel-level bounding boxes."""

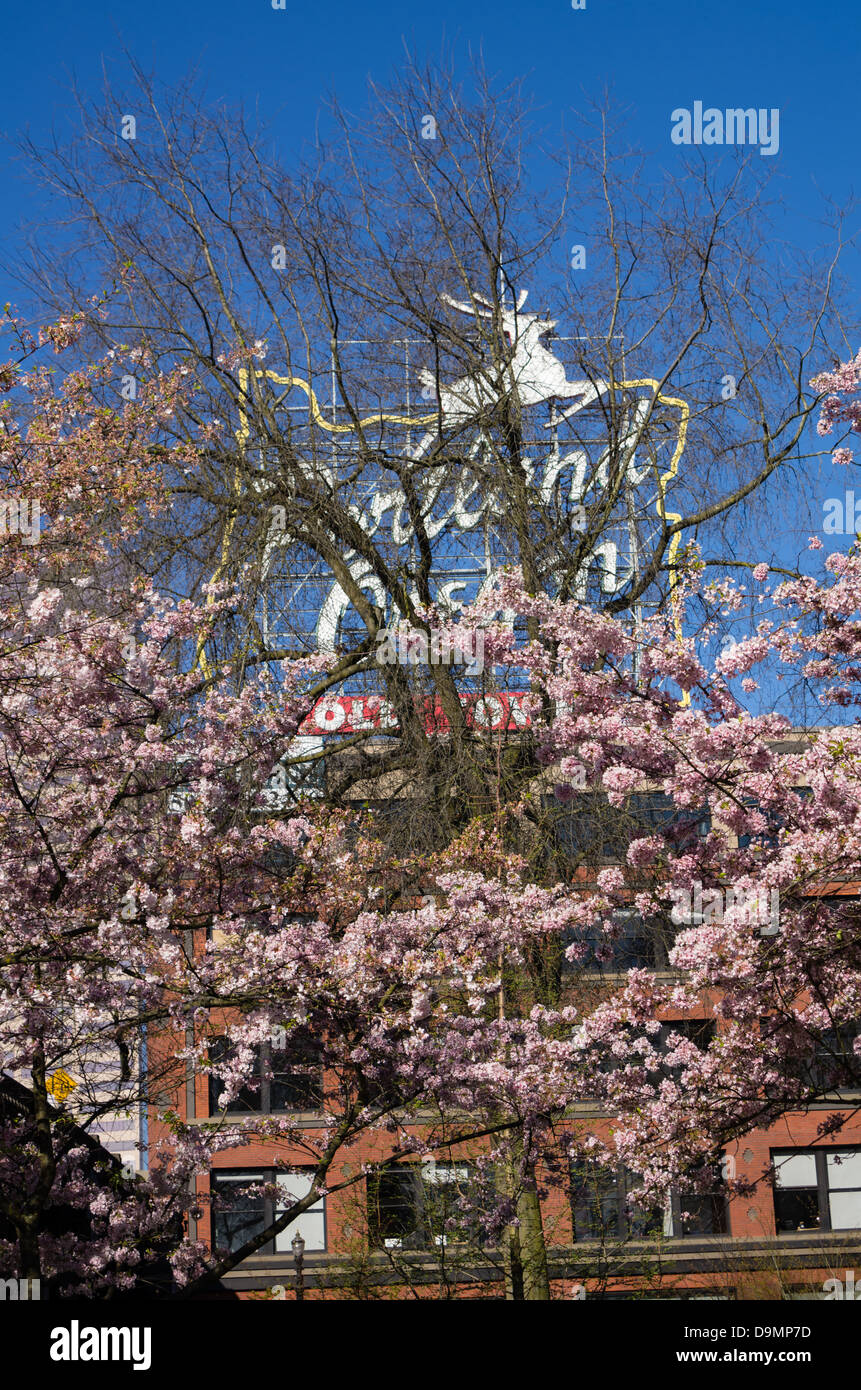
[{"left": 299, "top": 691, "right": 533, "bottom": 736}]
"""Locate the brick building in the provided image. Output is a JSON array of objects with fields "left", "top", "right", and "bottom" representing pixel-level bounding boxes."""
[{"left": 149, "top": 726, "right": 861, "bottom": 1300}]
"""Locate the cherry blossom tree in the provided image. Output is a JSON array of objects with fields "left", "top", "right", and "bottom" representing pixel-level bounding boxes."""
[
  {"left": 811, "top": 350, "right": 861, "bottom": 468},
  {"left": 450, "top": 350, "right": 861, "bottom": 1229},
  {"left": 4, "top": 315, "right": 861, "bottom": 1300},
  {"left": 0, "top": 315, "right": 592, "bottom": 1297}
]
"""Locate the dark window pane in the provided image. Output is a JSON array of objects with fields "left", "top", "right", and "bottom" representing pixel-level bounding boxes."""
[
  {"left": 611, "top": 914, "right": 658, "bottom": 971},
  {"left": 658, "top": 1020, "right": 716, "bottom": 1070},
  {"left": 270, "top": 1032, "right": 324, "bottom": 1111},
  {"left": 738, "top": 787, "right": 810, "bottom": 849},
  {"left": 355, "top": 1069, "right": 408, "bottom": 1110},
  {"left": 422, "top": 1165, "right": 476, "bottom": 1247},
  {"left": 547, "top": 792, "right": 627, "bottom": 860},
  {"left": 627, "top": 793, "right": 710, "bottom": 849},
  {"left": 678, "top": 1193, "right": 727, "bottom": 1236},
  {"left": 673, "top": 1019, "right": 715, "bottom": 1048},
  {"left": 548, "top": 792, "right": 710, "bottom": 864},
  {"left": 208, "top": 1037, "right": 262, "bottom": 1114},
  {"left": 260, "top": 845, "right": 297, "bottom": 874},
  {"left": 211, "top": 1172, "right": 268, "bottom": 1253},
  {"left": 808, "top": 1026, "right": 859, "bottom": 1091},
  {"left": 570, "top": 1163, "right": 623, "bottom": 1240},
  {"left": 368, "top": 1169, "right": 420, "bottom": 1247},
  {"left": 627, "top": 1201, "right": 664, "bottom": 1238},
  {"left": 566, "top": 911, "right": 677, "bottom": 974},
  {"left": 774, "top": 1189, "right": 821, "bottom": 1233},
  {"left": 623, "top": 1170, "right": 665, "bottom": 1238},
  {"left": 763, "top": 1020, "right": 860, "bottom": 1098}
]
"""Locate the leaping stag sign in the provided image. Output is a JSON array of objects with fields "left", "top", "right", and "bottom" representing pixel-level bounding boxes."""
[
  {"left": 411, "top": 289, "right": 607, "bottom": 459},
  {"left": 213, "top": 288, "right": 689, "bottom": 693}
]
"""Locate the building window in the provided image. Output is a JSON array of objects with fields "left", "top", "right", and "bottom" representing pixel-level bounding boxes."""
[
  {"left": 761, "top": 1018, "right": 861, "bottom": 1099},
  {"left": 210, "top": 1170, "right": 268, "bottom": 1254},
  {"left": 565, "top": 909, "right": 678, "bottom": 974},
  {"left": 668, "top": 1189, "right": 728, "bottom": 1237},
  {"left": 807, "top": 1026, "right": 860, "bottom": 1092},
  {"left": 657, "top": 1019, "right": 716, "bottom": 1067},
  {"left": 367, "top": 1167, "right": 419, "bottom": 1248},
  {"left": 367, "top": 1162, "right": 486, "bottom": 1250},
  {"left": 210, "top": 1168, "right": 326, "bottom": 1254},
  {"left": 273, "top": 1171, "right": 326, "bottom": 1252},
  {"left": 737, "top": 787, "right": 811, "bottom": 849},
  {"left": 569, "top": 1164, "right": 664, "bottom": 1241},
  {"left": 208, "top": 1030, "right": 323, "bottom": 1115},
  {"left": 772, "top": 1148, "right": 861, "bottom": 1233},
  {"left": 626, "top": 792, "right": 710, "bottom": 850},
  {"left": 570, "top": 1163, "right": 726, "bottom": 1241},
  {"left": 548, "top": 791, "right": 709, "bottom": 863}
]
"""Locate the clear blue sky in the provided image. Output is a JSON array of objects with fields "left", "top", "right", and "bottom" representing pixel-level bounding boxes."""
[{"left": 0, "top": 0, "right": 857, "bottom": 290}]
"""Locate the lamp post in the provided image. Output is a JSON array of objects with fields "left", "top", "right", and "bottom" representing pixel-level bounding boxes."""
[{"left": 291, "top": 1232, "right": 305, "bottom": 1301}]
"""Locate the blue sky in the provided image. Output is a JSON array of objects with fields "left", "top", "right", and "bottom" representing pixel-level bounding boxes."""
[{"left": 0, "top": 0, "right": 857, "bottom": 283}]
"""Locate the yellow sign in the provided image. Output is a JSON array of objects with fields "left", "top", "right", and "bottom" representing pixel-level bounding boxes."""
[{"left": 45, "top": 1069, "right": 77, "bottom": 1100}]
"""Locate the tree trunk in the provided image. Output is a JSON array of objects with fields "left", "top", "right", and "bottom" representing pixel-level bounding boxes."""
[
  {"left": 18, "top": 1035, "right": 55, "bottom": 1282},
  {"left": 17, "top": 1219, "right": 41, "bottom": 1283},
  {"left": 498, "top": 1137, "right": 550, "bottom": 1300},
  {"left": 516, "top": 1179, "right": 551, "bottom": 1300}
]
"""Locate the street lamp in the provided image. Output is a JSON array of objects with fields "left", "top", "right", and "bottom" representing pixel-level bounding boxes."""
[{"left": 291, "top": 1232, "right": 305, "bottom": 1301}]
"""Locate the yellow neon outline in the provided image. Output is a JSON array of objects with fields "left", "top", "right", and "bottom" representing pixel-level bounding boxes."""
[
  {"left": 236, "top": 368, "right": 439, "bottom": 438},
  {"left": 195, "top": 368, "right": 439, "bottom": 678},
  {"left": 196, "top": 369, "right": 691, "bottom": 703}
]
